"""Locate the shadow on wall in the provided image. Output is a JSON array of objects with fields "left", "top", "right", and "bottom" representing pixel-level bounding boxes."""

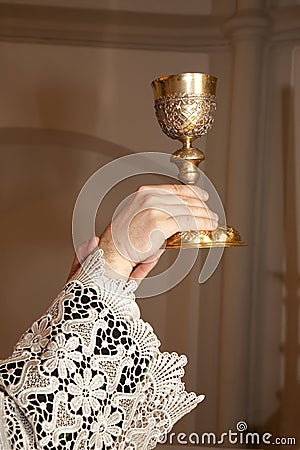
[
  {"left": 36, "top": 76, "right": 102, "bottom": 134},
  {"left": 0, "top": 127, "right": 136, "bottom": 358}
]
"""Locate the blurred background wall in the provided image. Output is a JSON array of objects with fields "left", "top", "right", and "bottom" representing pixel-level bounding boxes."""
[{"left": 0, "top": 0, "right": 299, "bottom": 448}]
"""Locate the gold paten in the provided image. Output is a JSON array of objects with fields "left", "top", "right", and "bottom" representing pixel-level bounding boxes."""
[{"left": 151, "top": 72, "right": 245, "bottom": 249}]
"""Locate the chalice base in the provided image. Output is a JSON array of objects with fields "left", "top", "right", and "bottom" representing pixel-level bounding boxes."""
[{"left": 165, "top": 226, "right": 246, "bottom": 249}]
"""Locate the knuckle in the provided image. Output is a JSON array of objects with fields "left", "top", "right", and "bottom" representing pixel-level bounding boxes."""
[
  {"left": 166, "top": 216, "right": 179, "bottom": 233},
  {"left": 149, "top": 210, "right": 164, "bottom": 230},
  {"left": 191, "top": 185, "right": 209, "bottom": 200},
  {"left": 147, "top": 207, "right": 159, "bottom": 223},
  {"left": 202, "top": 218, "right": 217, "bottom": 230},
  {"left": 140, "top": 192, "right": 154, "bottom": 209},
  {"left": 137, "top": 185, "right": 148, "bottom": 192},
  {"left": 173, "top": 184, "right": 183, "bottom": 193},
  {"left": 141, "top": 193, "right": 163, "bottom": 211}
]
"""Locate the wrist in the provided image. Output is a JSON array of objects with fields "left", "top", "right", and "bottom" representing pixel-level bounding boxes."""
[{"left": 98, "top": 228, "right": 134, "bottom": 280}]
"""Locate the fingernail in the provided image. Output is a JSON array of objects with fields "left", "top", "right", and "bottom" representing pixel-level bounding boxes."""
[{"left": 202, "top": 191, "right": 209, "bottom": 201}]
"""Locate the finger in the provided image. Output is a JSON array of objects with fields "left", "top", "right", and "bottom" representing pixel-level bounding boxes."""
[
  {"left": 137, "top": 184, "right": 209, "bottom": 201},
  {"left": 140, "top": 248, "right": 165, "bottom": 264},
  {"left": 127, "top": 206, "right": 218, "bottom": 246},
  {"left": 86, "top": 236, "right": 100, "bottom": 255},
  {"left": 167, "top": 215, "right": 219, "bottom": 235},
  {"left": 161, "top": 204, "right": 219, "bottom": 221},
  {"left": 136, "top": 189, "right": 213, "bottom": 219},
  {"left": 129, "top": 261, "right": 157, "bottom": 286},
  {"left": 141, "top": 193, "right": 209, "bottom": 210},
  {"left": 66, "top": 236, "right": 100, "bottom": 282},
  {"left": 129, "top": 249, "right": 165, "bottom": 285},
  {"left": 77, "top": 236, "right": 100, "bottom": 262},
  {"left": 174, "top": 195, "right": 209, "bottom": 208},
  {"left": 140, "top": 203, "right": 218, "bottom": 223}
]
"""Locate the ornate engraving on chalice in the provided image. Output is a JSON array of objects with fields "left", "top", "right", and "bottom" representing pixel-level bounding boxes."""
[
  {"left": 154, "top": 92, "right": 216, "bottom": 141},
  {"left": 151, "top": 72, "right": 245, "bottom": 249}
]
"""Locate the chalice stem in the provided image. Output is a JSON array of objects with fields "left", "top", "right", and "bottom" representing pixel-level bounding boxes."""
[{"left": 171, "top": 138, "right": 204, "bottom": 185}]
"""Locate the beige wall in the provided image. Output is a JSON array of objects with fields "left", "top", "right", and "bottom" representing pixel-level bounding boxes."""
[
  {"left": 0, "top": 43, "right": 210, "bottom": 152},
  {"left": 0, "top": 39, "right": 213, "bottom": 434}
]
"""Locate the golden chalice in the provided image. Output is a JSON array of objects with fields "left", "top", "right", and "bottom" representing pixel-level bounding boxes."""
[{"left": 151, "top": 72, "right": 245, "bottom": 249}]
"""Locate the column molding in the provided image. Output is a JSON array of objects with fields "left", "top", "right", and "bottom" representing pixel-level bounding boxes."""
[
  {"left": 217, "top": 0, "right": 270, "bottom": 431},
  {"left": 0, "top": 3, "right": 300, "bottom": 51},
  {"left": 0, "top": 4, "right": 228, "bottom": 52},
  {"left": 223, "top": 8, "right": 271, "bottom": 40}
]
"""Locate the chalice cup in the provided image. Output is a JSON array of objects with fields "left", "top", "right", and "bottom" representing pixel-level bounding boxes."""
[{"left": 151, "top": 72, "right": 245, "bottom": 249}]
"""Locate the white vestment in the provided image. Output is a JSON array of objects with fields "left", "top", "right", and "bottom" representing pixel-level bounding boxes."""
[{"left": 0, "top": 249, "right": 203, "bottom": 449}]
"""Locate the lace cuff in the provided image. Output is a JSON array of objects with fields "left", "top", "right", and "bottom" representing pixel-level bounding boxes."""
[{"left": 0, "top": 249, "right": 204, "bottom": 450}]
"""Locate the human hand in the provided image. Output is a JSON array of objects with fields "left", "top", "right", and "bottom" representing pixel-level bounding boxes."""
[
  {"left": 98, "top": 184, "right": 218, "bottom": 282},
  {"left": 67, "top": 184, "right": 218, "bottom": 284}
]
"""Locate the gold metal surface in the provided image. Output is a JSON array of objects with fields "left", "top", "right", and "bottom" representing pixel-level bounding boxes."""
[
  {"left": 151, "top": 72, "right": 217, "bottom": 99},
  {"left": 151, "top": 72, "right": 245, "bottom": 249},
  {"left": 165, "top": 226, "right": 246, "bottom": 249},
  {"left": 152, "top": 72, "right": 217, "bottom": 185}
]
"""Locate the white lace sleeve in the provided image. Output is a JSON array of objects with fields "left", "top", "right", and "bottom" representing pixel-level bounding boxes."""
[{"left": 0, "top": 249, "right": 204, "bottom": 450}]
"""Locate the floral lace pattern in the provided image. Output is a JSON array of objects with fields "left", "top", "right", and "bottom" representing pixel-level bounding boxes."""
[{"left": 0, "top": 249, "right": 204, "bottom": 449}]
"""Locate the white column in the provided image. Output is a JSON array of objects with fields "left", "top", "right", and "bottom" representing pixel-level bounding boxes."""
[{"left": 217, "top": 0, "right": 270, "bottom": 431}]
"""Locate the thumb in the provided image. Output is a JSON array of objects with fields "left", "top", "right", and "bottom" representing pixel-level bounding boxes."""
[{"left": 129, "top": 249, "right": 165, "bottom": 286}]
